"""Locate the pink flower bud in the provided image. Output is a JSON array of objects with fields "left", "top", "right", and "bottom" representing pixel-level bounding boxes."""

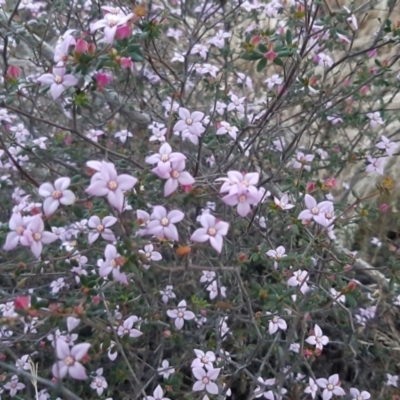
[
  {"left": 359, "top": 85, "right": 368, "bottom": 96},
  {"left": 306, "top": 181, "right": 316, "bottom": 192},
  {"left": 265, "top": 50, "right": 278, "bottom": 61},
  {"left": 74, "top": 39, "right": 88, "bottom": 54},
  {"left": 324, "top": 177, "right": 337, "bottom": 189},
  {"left": 6, "top": 65, "right": 21, "bottom": 79},
  {"left": 120, "top": 57, "right": 133, "bottom": 69},
  {"left": 380, "top": 203, "right": 389, "bottom": 212},
  {"left": 116, "top": 25, "right": 132, "bottom": 40},
  {"left": 14, "top": 296, "right": 30, "bottom": 310},
  {"left": 368, "top": 49, "right": 377, "bottom": 58},
  {"left": 96, "top": 72, "right": 113, "bottom": 88}
]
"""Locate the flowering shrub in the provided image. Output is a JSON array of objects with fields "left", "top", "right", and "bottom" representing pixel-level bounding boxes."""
[{"left": 1, "top": 0, "right": 400, "bottom": 399}]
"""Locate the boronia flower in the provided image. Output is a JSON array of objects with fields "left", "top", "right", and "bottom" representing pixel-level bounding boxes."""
[
  {"left": 37, "top": 65, "right": 78, "bottom": 100},
  {"left": 146, "top": 206, "right": 185, "bottom": 241},
  {"left": 167, "top": 300, "right": 195, "bottom": 330}
]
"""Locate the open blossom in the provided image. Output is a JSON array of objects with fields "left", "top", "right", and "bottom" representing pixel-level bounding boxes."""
[
  {"left": 264, "top": 74, "right": 283, "bottom": 89},
  {"left": 4, "top": 375, "right": 25, "bottom": 397},
  {"left": 367, "top": 111, "right": 384, "bottom": 127},
  {"left": 306, "top": 324, "right": 329, "bottom": 350},
  {"left": 173, "top": 108, "right": 205, "bottom": 137},
  {"left": 316, "top": 374, "right": 345, "bottom": 400},
  {"left": 365, "top": 155, "right": 385, "bottom": 175},
  {"left": 21, "top": 215, "right": 58, "bottom": 258},
  {"left": 207, "top": 30, "right": 231, "bottom": 48},
  {"left": 222, "top": 189, "right": 262, "bottom": 217},
  {"left": 254, "top": 377, "right": 287, "bottom": 399},
  {"left": 87, "top": 215, "right": 117, "bottom": 244},
  {"left": 192, "top": 367, "right": 221, "bottom": 395},
  {"left": 117, "top": 315, "right": 143, "bottom": 338},
  {"left": 191, "top": 349, "right": 216, "bottom": 369},
  {"left": 266, "top": 245, "right": 286, "bottom": 269},
  {"left": 376, "top": 135, "right": 397, "bottom": 157},
  {"left": 114, "top": 129, "right": 133, "bottom": 143},
  {"left": 90, "top": 368, "right": 108, "bottom": 396},
  {"left": 274, "top": 194, "right": 295, "bottom": 210},
  {"left": 38, "top": 177, "right": 76, "bottom": 216},
  {"left": 99, "top": 244, "right": 128, "bottom": 284},
  {"left": 3, "top": 213, "right": 32, "bottom": 251},
  {"left": 386, "top": 373, "right": 398, "bottom": 387},
  {"left": 349, "top": 388, "right": 370, "bottom": 400},
  {"left": 217, "top": 171, "right": 260, "bottom": 196},
  {"left": 287, "top": 269, "right": 310, "bottom": 294},
  {"left": 85, "top": 160, "right": 137, "bottom": 212},
  {"left": 216, "top": 121, "right": 239, "bottom": 140},
  {"left": 304, "top": 378, "right": 318, "bottom": 399},
  {"left": 52, "top": 341, "right": 90, "bottom": 380},
  {"left": 37, "top": 65, "right": 78, "bottom": 100},
  {"left": 90, "top": 12, "right": 133, "bottom": 43},
  {"left": 227, "top": 93, "right": 245, "bottom": 114},
  {"left": 297, "top": 194, "right": 333, "bottom": 226},
  {"left": 160, "top": 285, "right": 176, "bottom": 304},
  {"left": 267, "top": 314, "right": 287, "bottom": 335},
  {"left": 167, "top": 300, "right": 195, "bottom": 330},
  {"left": 293, "top": 152, "right": 315, "bottom": 171},
  {"left": 191, "top": 213, "right": 229, "bottom": 253},
  {"left": 145, "top": 385, "right": 171, "bottom": 400},
  {"left": 147, "top": 206, "right": 185, "bottom": 241},
  {"left": 158, "top": 360, "right": 175, "bottom": 380},
  {"left": 145, "top": 142, "right": 186, "bottom": 175}
]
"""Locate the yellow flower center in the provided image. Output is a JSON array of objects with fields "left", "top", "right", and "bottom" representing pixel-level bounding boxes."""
[
  {"left": 97, "top": 224, "right": 104, "bottom": 232},
  {"left": 161, "top": 218, "right": 169, "bottom": 226},
  {"left": 54, "top": 75, "right": 62, "bottom": 84},
  {"left": 208, "top": 228, "right": 216, "bottom": 236},
  {"left": 33, "top": 232, "right": 41, "bottom": 241},
  {"left": 186, "top": 118, "right": 193, "bottom": 125},
  {"left": 108, "top": 181, "right": 117, "bottom": 190},
  {"left": 65, "top": 356, "right": 75, "bottom": 366},
  {"left": 52, "top": 190, "right": 62, "bottom": 199}
]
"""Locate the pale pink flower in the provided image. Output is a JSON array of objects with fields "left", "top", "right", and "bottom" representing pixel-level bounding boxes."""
[
  {"left": 343, "top": 6, "right": 358, "bottom": 30},
  {"left": 21, "top": 215, "right": 58, "bottom": 258},
  {"left": 156, "top": 159, "right": 195, "bottom": 197},
  {"left": 173, "top": 108, "right": 205, "bottom": 137},
  {"left": 365, "top": 155, "right": 385, "bottom": 175},
  {"left": 376, "top": 135, "right": 397, "bottom": 157},
  {"left": 160, "top": 285, "right": 176, "bottom": 304},
  {"left": 37, "top": 65, "right": 78, "bottom": 100},
  {"left": 167, "top": 300, "right": 195, "bottom": 330},
  {"left": 139, "top": 243, "right": 162, "bottom": 266},
  {"left": 227, "top": 93, "right": 245, "bottom": 114},
  {"left": 216, "top": 121, "right": 238, "bottom": 140},
  {"left": 264, "top": 74, "right": 283, "bottom": 89},
  {"left": 306, "top": 324, "right": 329, "bottom": 350},
  {"left": 145, "top": 142, "right": 186, "bottom": 175},
  {"left": 297, "top": 194, "right": 333, "bottom": 226},
  {"left": 268, "top": 314, "right": 287, "bottom": 335},
  {"left": 158, "top": 360, "right": 175, "bottom": 380},
  {"left": 117, "top": 315, "right": 143, "bottom": 338},
  {"left": 200, "top": 270, "right": 216, "bottom": 283},
  {"left": 190, "top": 43, "right": 209, "bottom": 59},
  {"left": 38, "top": 177, "right": 76, "bottom": 216},
  {"left": 216, "top": 171, "right": 259, "bottom": 196},
  {"left": 287, "top": 270, "right": 310, "bottom": 294},
  {"left": 90, "top": 12, "right": 133, "bottom": 43},
  {"left": 4, "top": 375, "right": 25, "bottom": 397},
  {"left": 274, "top": 194, "right": 295, "bottom": 210},
  {"left": 3, "top": 213, "right": 32, "bottom": 251},
  {"left": 114, "top": 129, "right": 133, "bottom": 143},
  {"left": 349, "top": 388, "right": 370, "bottom": 400},
  {"left": 145, "top": 385, "right": 171, "bottom": 400},
  {"left": 293, "top": 152, "right": 314, "bottom": 171},
  {"left": 386, "top": 373, "right": 398, "bottom": 387},
  {"left": 266, "top": 245, "right": 286, "bottom": 269},
  {"left": 90, "top": 368, "right": 108, "bottom": 396},
  {"left": 206, "top": 280, "right": 227, "bottom": 300},
  {"left": 52, "top": 341, "right": 90, "bottom": 380},
  {"left": 222, "top": 189, "right": 262, "bottom": 217},
  {"left": 85, "top": 160, "right": 137, "bottom": 212},
  {"left": 147, "top": 206, "right": 185, "bottom": 241},
  {"left": 304, "top": 378, "right": 318, "bottom": 399},
  {"left": 316, "top": 374, "right": 345, "bottom": 400},
  {"left": 99, "top": 244, "right": 128, "bottom": 284},
  {"left": 207, "top": 30, "right": 231, "bottom": 48},
  {"left": 192, "top": 367, "right": 221, "bottom": 394},
  {"left": 87, "top": 215, "right": 117, "bottom": 244},
  {"left": 367, "top": 111, "right": 384, "bottom": 128},
  {"left": 191, "top": 213, "right": 229, "bottom": 253},
  {"left": 236, "top": 72, "right": 253, "bottom": 89},
  {"left": 191, "top": 349, "right": 216, "bottom": 369}
]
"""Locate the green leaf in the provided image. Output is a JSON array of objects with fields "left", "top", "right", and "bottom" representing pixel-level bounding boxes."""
[
  {"left": 273, "top": 57, "right": 284, "bottom": 67},
  {"left": 286, "top": 29, "right": 292, "bottom": 45},
  {"left": 71, "top": 174, "right": 81, "bottom": 184},
  {"left": 257, "top": 58, "right": 267, "bottom": 72},
  {"left": 240, "top": 52, "right": 264, "bottom": 61},
  {"left": 130, "top": 53, "right": 144, "bottom": 62}
]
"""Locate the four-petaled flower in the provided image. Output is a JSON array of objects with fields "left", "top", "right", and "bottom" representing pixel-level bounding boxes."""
[
  {"left": 145, "top": 385, "right": 171, "bottom": 400},
  {"left": 192, "top": 366, "right": 221, "bottom": 395},
  {"left": 167, "top": 300, "right": 195, "bottom": 330},
  {"left": 298, "top": 194, "right": 333, "bottom": 226},
  {"left": 117, "top": 315, "right": 143, "bottom": 338},
  {"left": 191, "top": 349, "right": 216, "bottom": 369},
  {"left": 87, "top": 215, "right": 117, "bottom": 244},
  {"left": 173, "top": 108, "right": 205, "bottom": 138},
  {"left": 316, "top": 374, "right": 345, "bottom": 400},
  {"left": 306, "top": 324, "right": 329, "bottom": 350},
  {"left": 287, "top": 269, "right": 310, "bottom": 294},
  {"left": 147, "top": 206, "right": 185, "bottom": 241},
  {"left": 37, "top": 65, "right": 78, "bottom": 100}
]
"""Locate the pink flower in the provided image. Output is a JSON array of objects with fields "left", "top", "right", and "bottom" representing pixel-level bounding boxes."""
[
  {"left": 114, "top": 129, "right": 133, "bottom": 143},
  {"left": 191, "top": 213, "right": 229, "bottom": 253},
  {"left": 227, "top": 93, "right": 245, "bottom": 114},
  {"left": 192, "top": 366, "right": 221, "bottom": 394},
  {"left": 367, "top": 111, "right": 384, "bottom": 128},
  {"left": 266, "top": 245, "right": 286, "bottom": 269},
  {"left": 117, "top": 315, "right": 143, "bottom": 338},
  {"left": 268, "top": 314, "right": 287, "bottom": 335},
  {"left": 304, "top": 378, "right": 318, "bottom": 399},
  {"left": 74, "top": 39, "right": 88, "bottom": 54},
  {"left": 216, "top": 121, "right": 239, "bottom": 140},
  {"left": 22, "top": 215, "right": 58, "bottom": 258},
  {"left": 287, "top": 270, "right": 310, "bottom": 294},
  {"left": 52, "top": 341, "right": 90, "bottom": 380},
  {"left": 90, "top": 13, "right": 133, "bottom": 43},
  {"left": 37, "top": 65, "right": 78, "bottom": 100},
  {"left": 2, "top": 213, "right": 31, "bottom": 251},
  {"left": 349, "top": 388, "right": 370, "bottom": 400},
  {"left": 98, "top": 244, "right": 128, "bottom": 284},
  {"left": 376, "top": 135, "right": 397, "bottom": 157},
  {"left": 87, "top": 215, "right": 117, "bottom": 244},
  {"left": 145, "top": 385, "right": 171, "bottom": 400},
  {"left": 222, "top": 189, "right": 262, "bottom": 217},
  {"left": 3, "top": 375, "right": 25, "bottom": 397},
  {"left": 316, "top": 374, "right": 345, "bottom": 400},
  {"left": 167, "top": 300, "right": 195, "bottom": 329},
  {"left": 156, "top": 159, "right": 195, "bottom": 197},
  {"left": 297, "top": 194, "right": 333, "bottom": 226},
  {"left": 274, "top": 194, "right": 295, "bottom": 210},
  {"left": 173, "top": 108, "right": 205, "bottom": 137},
  {"left": 365, "top": 155, "right": 385, "bottom": 175},
  {"left": 145, "top": 142, "right": 186, "bottom": 175},
  {"left": 146, "top": 206, "right": 184, "bottom": 241},
  {"left": 139, "top": 244, "right": 162, "bottom": 266},
  {"left": 38, "top": 177, "right": 76, "bottom": 216},
  {"left": 306, "top": 324, "right": 329, "bottom": 350},
  {"left": 85, "top": 160, "right": 137, "bottom": 212},
  {"left": 191, "top": 349, "right": 216, "bottom": 369},
  {"left": 292, "top": 152, "right": 314, "bottom": 171}
]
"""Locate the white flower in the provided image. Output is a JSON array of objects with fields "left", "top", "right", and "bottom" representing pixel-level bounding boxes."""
[
  {"left": 160, "top": 285, "right": 176, "bottom": 304},
  {"left": 306, "top": 324, "right": 329, "bottom": 350},
  {"left": 158, "top": 359, "right": 175, "bottom": 380},
  {"left": 274, "top": 194, "right": 295, "bottom": 210}
]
